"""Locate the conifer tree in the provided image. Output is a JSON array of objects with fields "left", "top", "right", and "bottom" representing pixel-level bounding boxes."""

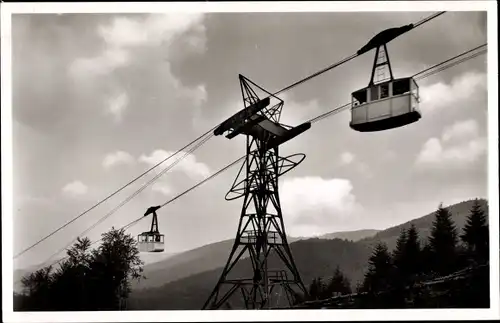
[
  {"left": 308, "top": 277, "right": 324, "bottom": 301},
  {"left": 392, "top": 228, "right": 407, "bottom": 269},
  {"left": 404, "top": 224, "right": 422, "bottom": 279},
  {"left": 326, "top": 266, "right": 352, "bottom": 297},
  {"left": 420, "top": 242, "right": 434, "bottom": 276},
  {"left": 461, "top": 199, "right": 489, "bottom": 264},
  {"left": 363, "top": 242, "right": 393, "bottom": 293},
  {"left": 392, "top": 228, "right": 408, "bottom": 272},
  {"left": 429, "top": 203, "right": 458, "bottom": 275},
  {"left": 391, "top": 228, "right": 408, "bottom": 290}
]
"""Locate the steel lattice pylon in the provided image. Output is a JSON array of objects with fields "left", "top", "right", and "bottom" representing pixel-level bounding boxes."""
[{"left": 203, "top": 75, "right": 310, "bottom": 310}]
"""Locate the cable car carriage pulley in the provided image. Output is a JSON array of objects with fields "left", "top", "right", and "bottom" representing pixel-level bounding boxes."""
[
  {"left": 350, "top": 24, "right": 422, "bottom": 132},
  {"left": 137, "top": 205, "right": 165, "bottom": 253}
]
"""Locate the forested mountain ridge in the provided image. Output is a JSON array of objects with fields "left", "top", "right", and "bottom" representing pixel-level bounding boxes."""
[
  {"left": 127, "top": 199, "right": 488, "bottom": 310},
  {"left": 358, "top": 199, "right": 488, "bottom": 251},
  {"left": 128, "top": 237, "right": 372, "bottom": 310}
]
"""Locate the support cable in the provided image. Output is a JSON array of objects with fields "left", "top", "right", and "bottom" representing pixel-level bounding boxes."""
[
  {"left": 25, "top": 40, "right": 487, "bottom": 278},
  {"left": 271, "top": 11, "right": 446, "bottom": 97},
  {"left": 16, "top": 11, "right": 449, "bottom": 269},
  {"left": 308, "top": 43, "right": 487, "bottom": 124},
  {"left": 42, "top": 134, "right": 214, "bottom": 266},
  {"left": 14, "top": 11, "right": 446, "bottom": 260}
]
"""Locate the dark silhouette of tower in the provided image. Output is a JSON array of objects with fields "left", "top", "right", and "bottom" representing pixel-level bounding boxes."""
[{"left": 203, "top": 75, "right": 311, "bottom": 309}]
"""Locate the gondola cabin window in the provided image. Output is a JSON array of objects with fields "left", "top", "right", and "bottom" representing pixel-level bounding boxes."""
[
  {"left": 380, "top": 83, "right": 389, "bottom": 99},
  {"left": 350, "top": 77, "right": 421, "bottom": 132},
  {"left": 370, "top": 86, "right": 379, "bottom": 101},
  {"left": 137, "top": 232, "right": 165, "bottom": 253}
]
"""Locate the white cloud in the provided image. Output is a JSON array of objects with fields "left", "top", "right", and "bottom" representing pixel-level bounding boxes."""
[
  {"left": 441, "top": 119, "right": 479, "bottom": 143},
  {"left": 280, "top": 177, "right": 360, "bottom": 236},
  {"left": 170, "top": 74, "right": 207, "bottom": 107},
  {"left": 139, "top": 149, "right": 211, "bottom": 180},
  {"left": 106, "top": 92, "right": 129, "bottom": 122},
  {"left": 337, "top": 152, "right": 372, "bottom": 177},
  {"left": 278, "top": 94, "right": 321, "bottom": 127},
  {"left": 98, "top": 14, "right": 205, "bottom": 49},
  {"left": 191, "top": 84, "right": 207, "bottom": 107},
  {"left": 70, "top": 48, "right": 129, "bottom": 78},
  {"left": 102, "top": 150, "right": 135, "bottom": 168},
  {"left": 417, "top": 137, "right": 487, "bottom": 166},
  {"left": 416, "top": 119, "right": 487, "bottom": 168},
  {"left": 419, "top": 71, "right": 487, "bottom": 114},
  {"left": 69, "top": 14, "right": 207, "bottom": 120},
  {"left": 62, "top": 180, "right": 88, "bottom": 196},
  {"left": 340, "top": 152, "right": 355, "bottom": 165},
  {"left": 70, "top": 14, "right": 206, "bottom": 79}
]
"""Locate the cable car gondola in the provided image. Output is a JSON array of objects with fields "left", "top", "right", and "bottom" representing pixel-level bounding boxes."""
[
  {"left": 137, "top": 206, "right": 164, "bottom": 253},
  {"left": 350, "top": 25, "right": 421, "bottom": 132}
]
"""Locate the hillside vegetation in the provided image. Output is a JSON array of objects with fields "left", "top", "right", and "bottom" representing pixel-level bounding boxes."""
[
  {"left": 133, "top": 236, "right": 302, "bottom": 290},
  {"left": 127, "top": 198, "right": 488, "bottom": 310},
  {"left": 317, "top": 229, "right": 380, "bottom": 241},
  {"left": 358, "top": 199, "right": 488, "bottom": 251},
  {"left": 15, "top": 198, "right": 489, "bottom": 311},
  {"left": 128, "top": 238, "right": 372, "bottom": 310},
  {"left": 132, "top": 230, "right": 377, "bottom": 291}
]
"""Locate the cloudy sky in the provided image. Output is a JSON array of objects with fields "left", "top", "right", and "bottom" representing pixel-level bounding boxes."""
[{"left": 11, "top": 11, "right": 488, "bottom": 269}]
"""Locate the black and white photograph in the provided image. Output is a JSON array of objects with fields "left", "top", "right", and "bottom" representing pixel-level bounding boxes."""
[{"left": 2, "top": 1, "right": 499, "bottom": 322}]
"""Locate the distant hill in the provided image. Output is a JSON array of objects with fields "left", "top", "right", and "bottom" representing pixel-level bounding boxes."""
[
  {"left": 128, "top": 198, "right": 488, "bottom": 310},
  {"left": 317, "top": 229, "right": 379, "bottom": 242},
  {"left": 139, "top": 252, "right": 178, "bottom": 266}
]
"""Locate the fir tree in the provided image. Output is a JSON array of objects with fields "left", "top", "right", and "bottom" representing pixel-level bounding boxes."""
[
  {"left": 429, "top": 203, "right": 459, "bottom": 275},
  {"left": 391, "top": 228, "right": 408, "bottom": 290},
  {"left": 392, "top": 228, "right": 408, "bottom": 272},
  {"left": 404, "top": 224, "right": 422, "bottom": 279},
  {"left": 308, "top": 277, "right": 325, "bottom": 301},
  {"left": 420, "top": 242, "right": 434, "bottom": 276},
  {"left": 390, "top": 226, "right": 422, "bottom": 307},
  {"left": 363, "top": 242, "right": 393, "bottom": 293},
  {"left": 461, "top": 199, "right": 489, "bottom": 264},
  {"left": 326, "top": 266, "right": 352, "bottom": 297}
]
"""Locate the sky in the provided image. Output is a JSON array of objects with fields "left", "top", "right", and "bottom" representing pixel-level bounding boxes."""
[{"left": 10, "top": 11, "right": 489, "bottom": 269}]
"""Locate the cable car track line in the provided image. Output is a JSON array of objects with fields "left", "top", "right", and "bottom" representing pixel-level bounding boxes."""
[
  {"left": 133, "top": 42, "right": 487, "bottom": 237},
  {"left": 14, "top": 128, "right": 217, "bottom": 260},
  {"left": 127, "top": 42, "right": 488, "bottom": 239},
  {"left": 14, "top": 12, "right": 447, "bottom": 261},
  {"left": 25, "top": 40, "right": 486, "bottom": 278},
  {"left": 21, "top": 153, "right": 248, "bottom": 278},
  {"left": 416, "top": 50, "right": 487, "bottom": 80},
  {"left": 309, "top": 43, "right": 487, "bottom": 125},
  {"left": 15, "top": 11, "right": 450, "bottom": 266},
  {"left": 413, "top": 44, "right": 487, "bottom": 80},
  {"left": 42, "top": 134, "right": 214, "bottom": 265},
  {"left": 412, "top": 11, "right": 446, "bottom": 28},
  {"left": 271, "top": 12, "right": 446, "bottom": 97}
]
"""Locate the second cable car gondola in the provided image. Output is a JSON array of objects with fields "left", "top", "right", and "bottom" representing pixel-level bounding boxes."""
[
  {"left": 350, "top": 24, "right": 422, "bottom": 132},
  {"left": 137, "top": 206, "right": 165, "bottom": 253}
]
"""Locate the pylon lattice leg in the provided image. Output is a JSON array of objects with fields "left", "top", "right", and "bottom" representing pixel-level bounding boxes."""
[{"left": 202, "top": 77, "right": 307, "bottom": 310}]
